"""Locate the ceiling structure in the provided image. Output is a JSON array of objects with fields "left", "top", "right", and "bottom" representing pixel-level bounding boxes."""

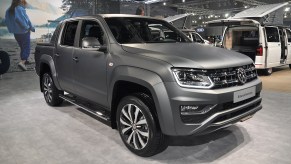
[
  {"left": 169, "top": 0, "right": 290, "bottom": 15},
  {"left": 121, "top": 0, "right": 291, "bottom": 26},
  {"left": 124, "top": 0, "right": 290, "bottom": 16},
  {"left": 167, "top": 0, "right": 291, "bottom": 26}
]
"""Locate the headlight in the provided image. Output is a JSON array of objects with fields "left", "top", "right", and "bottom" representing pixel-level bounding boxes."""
[{"left": 172, "top": 68, "right": 214, "bottom": 89}]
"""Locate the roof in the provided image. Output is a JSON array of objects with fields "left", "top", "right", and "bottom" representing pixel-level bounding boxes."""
[
  {"left": 100, "top": 14, "right": 156, "bottom": 19},
  {"left": 64, "top": 14, "right": 164, "bottom": 22},
  {"left": 232, "top": 2, "right": 288, "bottom": 18},
  {"left": 207, "top": 18, "right": 260, "bottom": 26}
]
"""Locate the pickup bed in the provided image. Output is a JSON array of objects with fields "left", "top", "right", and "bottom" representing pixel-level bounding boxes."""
[{"left": 35, "top": 14, "right": 262, "bottom": 157}]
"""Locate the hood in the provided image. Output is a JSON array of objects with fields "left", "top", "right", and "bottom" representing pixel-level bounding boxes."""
[{"left": 122, "top": 43, "right": 253, "bottom": 69}]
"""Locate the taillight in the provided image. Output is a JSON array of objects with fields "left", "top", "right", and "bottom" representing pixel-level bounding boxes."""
[{"left": 256, "top": 46, "right": 263, "bottom": 56}]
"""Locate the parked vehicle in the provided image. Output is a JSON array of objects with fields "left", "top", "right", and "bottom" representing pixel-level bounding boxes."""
[
  {"left": 35, "top": 15, "right": 262, "bottom": 157},
  {"left": 208, "top": 19, "right": 291, "bottom": 75},
  {"left": 179, "top": 29, "right": 211, "bottom": 45}
]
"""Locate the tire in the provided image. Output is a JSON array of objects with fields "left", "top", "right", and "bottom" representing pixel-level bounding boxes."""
[
  {"left": 289, "top": 64, "right": 291, "bottom": 69},
  {"left": 0, "top": 51, "right": 10, "bottom": 75},
  {"left": 42, "top": 73, "right": 63, "bottom": 106},
  {"left": 263, "top": 68, "right": 273, "bottom": 76},
  {"left": 116, "top": 93, "right": 167, "bottom": 157}
]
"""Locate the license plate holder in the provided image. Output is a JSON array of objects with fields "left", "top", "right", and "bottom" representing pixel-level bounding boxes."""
[{"left": 233, "top": 86, "right": 256, "bottom": 103}]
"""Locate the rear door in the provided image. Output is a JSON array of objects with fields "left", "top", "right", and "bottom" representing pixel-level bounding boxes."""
[
  {"left": 265, "top": 26, "right": 281, "bottom": 66},
  {"left": 55, "top": 20, "right": 79, "bottom": 92}
]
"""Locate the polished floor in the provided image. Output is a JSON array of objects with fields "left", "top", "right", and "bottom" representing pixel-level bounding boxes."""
[{"left": 0, "top": 67, "right": 291, "bottom": 164}]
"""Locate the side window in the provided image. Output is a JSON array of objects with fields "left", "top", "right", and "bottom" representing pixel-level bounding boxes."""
[
  {"left": 50, "top": 23, "right": 62, "bottom": 44},
  {"left": 286, "top": 29, "right": 291, "bottom": 43},
  {"left": 80, "top": 20, "right": 104, "bottom": 46},
  {"left": 266, "top": 27, "right": 279, "bottom": 42},
  {"left": 193, "top": 33, "right": 203, "bottom": 43},
  {"left": 61, "top": 21, "right": 78, "bottom": 46}
]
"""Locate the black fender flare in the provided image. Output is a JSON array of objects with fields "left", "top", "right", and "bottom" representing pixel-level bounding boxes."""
[
  {"left": 39, "top": 54, "right": 61, "bottom": 90},
  {"left": 108, "top": 66, "right": 177, "bottom": 135}
]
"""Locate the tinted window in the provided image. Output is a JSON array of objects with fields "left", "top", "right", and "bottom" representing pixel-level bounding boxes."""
[
  {"left": 61, "top": 21, "right": 78, "bottom": 46},
  {"left": 79, "top": 20, "right": 105, "bottom": 46},
  {"left": 104, "top": 17, "right": 190, "bottom": 44},
  {"left": 192, "top": 33, "right": 203, "bottom": 43},
  {"left": 286, "top": 29, "right": 291, "bottom": 43},
  {"left": 266, "top": 27, "right": 279, "bottom": 42},
  {"left": 50, "top": 23, "right": 62, "bottom": 44}
]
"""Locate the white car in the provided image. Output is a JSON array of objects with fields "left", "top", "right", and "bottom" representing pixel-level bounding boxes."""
[{"left": 180, "top": 29, "right": 211, "bottom": 45}]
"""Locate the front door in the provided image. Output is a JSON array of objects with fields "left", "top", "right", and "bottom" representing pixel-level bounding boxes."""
[
  {"left": 55, "top": 21, "right": 79, "bottom": 92},
  {"left": 265, "top": 26, "right": 281, "bottom": 67},
  {"left": 72, "top": 20, "right": 108, "bottom": 107}
]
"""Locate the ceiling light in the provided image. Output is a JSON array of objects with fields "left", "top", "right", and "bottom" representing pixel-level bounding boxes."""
[
  {"left": 182, "top": 0, "right": 185, "bottom": 2},
  {"left": 285, "top": 7, "right": 290, "bottom": 12},
  {"left": 163, "top": 2, "right": 166, "bottom": 5}
]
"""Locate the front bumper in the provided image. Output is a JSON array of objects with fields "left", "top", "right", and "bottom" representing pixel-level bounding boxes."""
[{"left": 160, "top": 78, "right": 262, "bottom": 136}]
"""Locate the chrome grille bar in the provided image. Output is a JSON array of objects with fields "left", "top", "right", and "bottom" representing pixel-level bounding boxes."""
[{"left": 208, "top": 64, "right": 257, "bottom": 89}]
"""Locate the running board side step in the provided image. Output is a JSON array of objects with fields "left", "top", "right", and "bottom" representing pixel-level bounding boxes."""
[{"left": 59, "top": 94, "right": 111, "bottom": 122}]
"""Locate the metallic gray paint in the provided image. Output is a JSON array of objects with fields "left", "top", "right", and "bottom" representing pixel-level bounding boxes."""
[
  {"left": 39, "top": 54, "right": 61, "bottom": 90},
  {"left": 35, "top": 15, "right": 262, "bottom": 136},
  {"left": 122, "top": 43, "right": 253, "bottom": 69}
]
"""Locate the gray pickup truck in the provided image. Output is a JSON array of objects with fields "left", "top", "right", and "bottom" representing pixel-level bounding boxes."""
[{"left": 35, "top": 14, "right": 262, "bottom": 157}]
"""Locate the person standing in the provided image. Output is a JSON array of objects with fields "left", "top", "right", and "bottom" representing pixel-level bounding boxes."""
[{"left": 5, "top": 0, "right": 35, "bottom": 71}]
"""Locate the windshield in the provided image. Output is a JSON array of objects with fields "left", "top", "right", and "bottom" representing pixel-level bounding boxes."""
[{"left": 104, "top": 17, "right": 190, "bottom": 44}]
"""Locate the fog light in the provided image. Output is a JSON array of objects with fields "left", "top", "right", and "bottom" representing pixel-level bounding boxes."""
[
  {"left": 180, "top": 105, "right": 200, "bottom": 115},
  {"left": 180, "top": 104, "right": 217, "bottom": 115}
]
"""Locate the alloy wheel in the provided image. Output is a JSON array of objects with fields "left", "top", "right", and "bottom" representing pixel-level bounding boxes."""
[
  {"left": 120, "top": 104, "right": 149, "bottom": 150},
  {"left": 43, "top": 75, "right": 53, "bottom": 103}
]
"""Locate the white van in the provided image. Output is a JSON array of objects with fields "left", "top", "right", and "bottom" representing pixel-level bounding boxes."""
[{"left": 208, "top": 19, "right": 291, "bottom": 75}]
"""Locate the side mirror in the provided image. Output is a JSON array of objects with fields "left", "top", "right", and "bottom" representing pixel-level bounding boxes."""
[{"left": 82, "top": 37, "right": 107, "bottom": 52}]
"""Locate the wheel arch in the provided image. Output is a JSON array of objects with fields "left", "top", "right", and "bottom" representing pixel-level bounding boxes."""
[
  {"left": 108, "top": 66, "right": 176, "bottom": 135},
  {"left": 39, "top": 54, "right": 61, "bottom": 91}
]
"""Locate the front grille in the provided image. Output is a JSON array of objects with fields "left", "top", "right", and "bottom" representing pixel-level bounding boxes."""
[
  {"left": 180, "top": 93, "right": 261, "bottom": 124},
  {"left": 208, "top": 64, "right": 257, "bottom": 89}
]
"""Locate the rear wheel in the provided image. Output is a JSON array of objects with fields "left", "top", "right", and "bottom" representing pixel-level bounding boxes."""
[
  {"left": 263, "top": 68, "right": 273, "bottom": 76},
  {"left": 42, "top": 73, "right": 63, "bottom": 106},
  {"left": 116, "top": 93, "right": 167, "bottom": 157}
]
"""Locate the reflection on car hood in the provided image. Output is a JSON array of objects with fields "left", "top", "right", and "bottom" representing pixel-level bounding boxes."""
[{"left": 122, "top": 43, "right": 253, "bottom": 69}]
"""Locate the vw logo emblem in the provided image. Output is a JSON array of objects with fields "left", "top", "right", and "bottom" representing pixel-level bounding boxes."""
[{"left": 237, "top": 68, "right": 247, "bottom": 84}]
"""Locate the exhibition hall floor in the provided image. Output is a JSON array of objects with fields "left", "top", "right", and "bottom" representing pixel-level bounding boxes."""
[{"left": 0, "top": 68, "right": 291, "bottom": 164}]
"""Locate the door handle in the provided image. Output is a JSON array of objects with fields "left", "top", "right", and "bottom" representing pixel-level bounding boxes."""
[
  {"left": 73, "top": 57, "right": 79, "bottom": 62},
  {"left": 55, "top": 53, "right": 60, "bottom": 57}
]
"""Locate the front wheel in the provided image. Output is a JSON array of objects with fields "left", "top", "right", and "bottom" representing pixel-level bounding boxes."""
[
  {"left": 116, "top": 93, "right": 167, "bottom": 157},
  {"left": 263, "top": 68, "right": 273, "bottom": 76},
  {"left": 42, "top": 73, "right": 63, "bottom": 106}
]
